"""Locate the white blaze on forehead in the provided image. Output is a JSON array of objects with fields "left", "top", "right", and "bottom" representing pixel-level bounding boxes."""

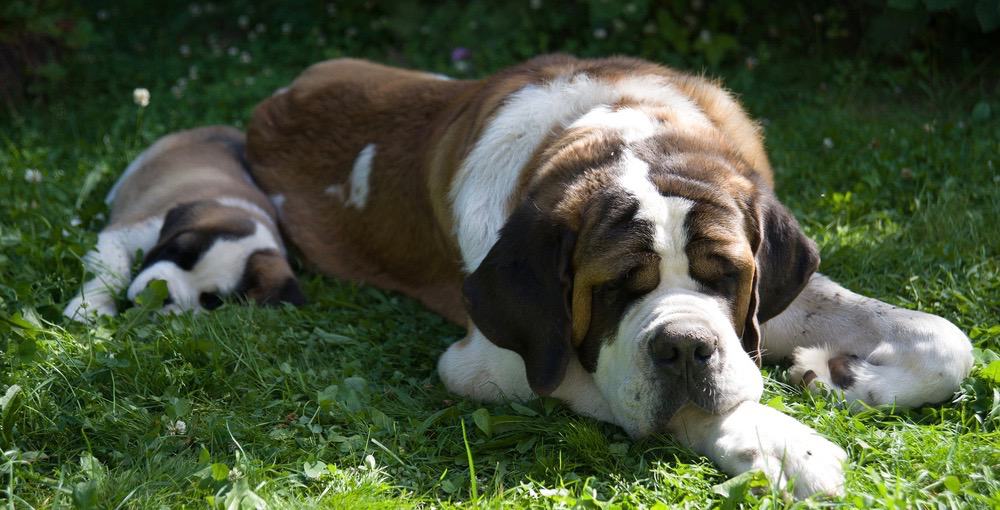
[
  {"left": 617, "top": 150, "right": 695, "bottom": 289},
  {"left": 451, "top": 73, "right": 712, "bottom": 272},
  {"left": 215, "top": 196, "right": 276, "bottom": 229}
]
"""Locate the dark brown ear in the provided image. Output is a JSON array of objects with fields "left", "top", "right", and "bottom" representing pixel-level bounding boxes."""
[
  {"left": 462, "top": 201, "right": 576, "bottom": 396},
  {"left": 754, "top": 188, "right": 820, "bottom": 323},
  {"left": 240, "top": 250, "right": 307, "bottom": 306}
]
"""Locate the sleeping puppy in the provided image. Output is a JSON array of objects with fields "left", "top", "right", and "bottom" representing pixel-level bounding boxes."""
[{"left": 64, "top": 125, "right": 304, "bottom": 321}]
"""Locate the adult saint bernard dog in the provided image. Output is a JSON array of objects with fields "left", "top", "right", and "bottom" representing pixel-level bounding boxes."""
[{"left": 247, "top": 55, "right": 973, "bottom": 498}]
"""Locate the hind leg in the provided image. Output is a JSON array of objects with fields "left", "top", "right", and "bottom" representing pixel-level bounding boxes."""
[
  {"left": 760, "top": 274, "right": 973, "bottom": 408},
  {"left": 64, "top": 218, "right": 163, "bottom": 322}
]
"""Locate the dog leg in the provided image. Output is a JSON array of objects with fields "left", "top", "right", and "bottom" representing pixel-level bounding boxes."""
[
  {"left": 438, "top": 328, "right": 615, "bottom": 422},
  {"left": 63, "top": 218, "right": 163, "bottom": 322},
  {"left": 761, "top": 274, "right": 974, "bottom": 408},
  {"left": 669, "top": 401, "right": 846, "bottom": 499}
]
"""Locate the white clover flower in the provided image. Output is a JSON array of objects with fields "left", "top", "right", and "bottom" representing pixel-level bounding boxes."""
[
  {"left": 70, "top": 216, "right": 82, "bottom": 227},
  {"left": 96, "top": 9, "right": 109, "bottom": 20},
  {"left": 133, "top": 88, "right": 150, "bottom": 107},
  {"left": 227, "top": 46, "right": 238, "bottom": 57},
  {"left": 593, "top": 27, "right": 608, "bottom": 39},
  {"left": 188, "top": 65, "right": 199, "bottom": 80},
  {"left": 228, "top": 466, "right": 243, "bottom": 481},
  {"left": 363, "top": 454, "right": 376, "bottom": 470},
  {"left": 166, "top": 419, "right": 187, "bottom": 435},
  {"left": 530, "top": 0, "right": 542, "bottom": 9},
  {"left": 281, "top": 22, "right": 292, "bottom": 34},
  {"left": 239, "top": 52, "right": 252, "bottom": 64},
  {"left": 24, "top": 168, "right": 42, "bottom": 183},
  {"left": 238, "top": 15, "right": 249, "bottom": 29},
  {"left": 189, "top": 3, "right": 202, "bottom": 16},
  {"left": 822, "top": 137, "right": 834, "bottom": 149},
  {"left": 699, "top": 29, "right": 711, "bottom": 43},
  {"left": 179, "top": 44, "right": 190, "bottom": 57}
]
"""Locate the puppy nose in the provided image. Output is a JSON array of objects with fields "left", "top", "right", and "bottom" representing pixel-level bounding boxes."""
[{"left": 649, "top": 328, "right": 718, "bottom": 369}]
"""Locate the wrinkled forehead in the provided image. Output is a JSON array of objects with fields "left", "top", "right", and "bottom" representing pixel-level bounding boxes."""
[{"left": 571, "top": 149, "right": 752, "bottom": 273}]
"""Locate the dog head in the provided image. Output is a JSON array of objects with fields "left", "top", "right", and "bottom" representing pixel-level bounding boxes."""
[
  {"left": 127, "top": 199, "right": 305, "bottom": 312},
  {"left": 463, "top": 134, "right": 817, "bottom": 437}
]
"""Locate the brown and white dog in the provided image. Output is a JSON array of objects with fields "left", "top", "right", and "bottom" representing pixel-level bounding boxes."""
[
  {"left": 246, "top": 55, "right": 973, "bottom": 498},
  {"left": 64, "top": 126, "right": 304, "bottom": 321}
]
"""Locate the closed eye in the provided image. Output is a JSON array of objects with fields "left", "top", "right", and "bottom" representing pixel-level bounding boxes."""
[{"left": 199, "top": 292, "right": 223, "bottom": 310}]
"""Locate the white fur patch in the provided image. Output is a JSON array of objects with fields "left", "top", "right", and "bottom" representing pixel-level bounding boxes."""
[
  {"left": 451, "top": 73, "right": 712, "bottom": 272},
  {"left": 669, "top": 401, "right": 846, "bottom": 499},
  {"left": 64, "top": 216, "right": 165, "bottom": 321},
  {"left": 345, "top": 144, "right": 375, "bottom": 209},
  {"left": 324, "top": 144, "right": 376, "bottom": 209}
]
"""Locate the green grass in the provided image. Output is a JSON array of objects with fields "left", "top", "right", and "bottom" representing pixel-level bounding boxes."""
[{"left": 2, "top": 3, "right": 999, "bottom": 508}]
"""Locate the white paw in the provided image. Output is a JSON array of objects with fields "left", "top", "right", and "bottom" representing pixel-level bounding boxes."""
[
  {"left": 700, "top": 402, "right": 847, "bottom": 499},
  {"left": 127, "top": 261, "right": 198, "bottom": 310},
  {"left": 63, "top": 293, "right": 117, "bottom": 322},
  {"left": 754, "top": 418, "right": 846, "bottom": 499}
]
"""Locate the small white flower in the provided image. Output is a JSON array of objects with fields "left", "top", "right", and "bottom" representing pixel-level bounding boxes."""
[
  {"left": 228, "top": 466, "right": 243, "bottom": 481},
  {"left": 326, "top": 3, "right": 336, "bottom": 15},
  {"left": 699, "top": 29, "right": 711, "bottom": 43},
  {"left": 179, "top": 44, "right": 190, "bottom": 57},
  {"left": 624, "top": 3, "right": 637, "bottom": 14},
  {"left": 363, "top": 454, "right": 376, "bottom": 470},
  {"left": 24, "top": 168, "right": 42, "bottom": 183},
  {"left": 188, "top": 65, "right": 199, "bottom": 80},
  {"left": 96, "top": 9, "right": 109, "bottom": 20},
  {"left": 70, "top": 216, "right": 82, "bottom": 227},
  {"left": 227, "top": 46, "right": 238, "bottom": 57},
  {"left": 642, "top": 22, "right": 656, "bottom": 34},
  {"left": 822, "top": 137, "right": 834, "bottom": 149},
  {"left": 254, "top": 23, "right": 266, "bottom": 34},
  {"left": 281, "top": 22, "right": 292, "bottom": 34},
  {"left": 530, "top": 0, "right": 542, "bottom": 9},
  {"left": 239, "top": 51, "right": 252, "bottom": 64},
  {"left": 593, "top": 27, "right": 608, "bottom": 39},
  {"left": 189, "top": 3, "right": 202, "bottom": 16},
  {"left": 166, "top": 419, "right": 187, "bottom": 435},
  {"left": 133, "top": 88, "right": 150, "bottom": 107},
  {"left": 237, "top": 14, "right": 249, "bottom": 29},
  {"left": 171, "top": 85, "right": 183, "bottom": 98}
]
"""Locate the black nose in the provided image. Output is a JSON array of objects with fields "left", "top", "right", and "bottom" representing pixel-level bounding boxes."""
[{"left": 649, "top": 328, "right": 718, "bottom": 370}]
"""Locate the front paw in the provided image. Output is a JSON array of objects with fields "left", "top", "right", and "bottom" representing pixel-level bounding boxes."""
[
  {"left": 63, "top": 293, "right": 117, "bottom": 322},
  {"left": 709, "top": 403, "right": 847, "bottom": 499},
  {"left": 751, "top": 416, "right": 847, "bottom": 499}
]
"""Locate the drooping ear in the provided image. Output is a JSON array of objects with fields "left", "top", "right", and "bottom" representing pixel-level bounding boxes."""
[
  {"left": 740, "top": 266, "right": 762, "bottom": 364},
  {"left": 753, "top": 188, "right": 820, "bottom": 323},
  {"left": 240, "top": 250, "right": 307, "bottom": 306},
  {"left": 462, "top": 201, "right": 577, "bottom": 396}
]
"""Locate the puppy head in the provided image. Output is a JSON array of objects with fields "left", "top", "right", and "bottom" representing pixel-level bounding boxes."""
[
  {"left": 127, "top": 200, "right": 305, "bottom": 312},
  {"left": 464, "top": 140, "right": 817, "bottom": 437}
]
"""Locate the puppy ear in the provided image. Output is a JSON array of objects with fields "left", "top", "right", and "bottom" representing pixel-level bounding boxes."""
[
  {"left": 754, "top": 188, "right": 820, "bottom": 323},
  {"left": 241, "top": 250, "right": 307, "bottom": 306},
  {"left": 462, "top": 201, "right": 576, "bottom": 396}
]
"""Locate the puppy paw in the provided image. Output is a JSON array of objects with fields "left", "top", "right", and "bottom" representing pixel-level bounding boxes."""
[
  {"left": 127, "top": 262, "right": 198, "bottom": 311},
  {"left": 63, "top": 293, "right": 117, "bottom": 322}
]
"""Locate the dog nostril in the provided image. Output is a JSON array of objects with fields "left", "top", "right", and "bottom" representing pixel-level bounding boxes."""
[
  {"left": 694, "top": 341, "right": 716, "bottom": 362},
  {"left": 650, "top": 341, "right": 680, "bottom": 365}
]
